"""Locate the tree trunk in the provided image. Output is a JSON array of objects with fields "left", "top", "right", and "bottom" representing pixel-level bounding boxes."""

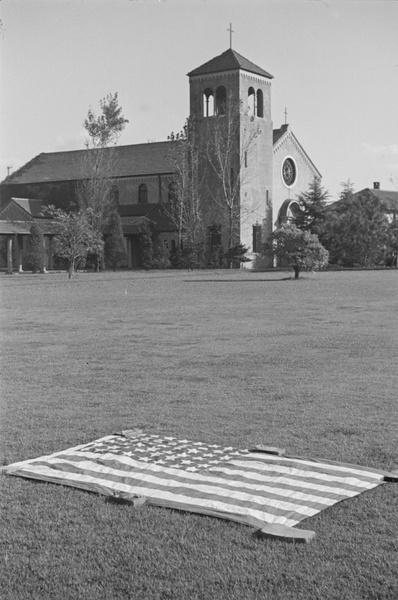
[
  {"left": 68, "top": 261, "right": 75, "bottom": 279},
  {"left": 294, "top": 266, "right": 300, "bottom": 279}
]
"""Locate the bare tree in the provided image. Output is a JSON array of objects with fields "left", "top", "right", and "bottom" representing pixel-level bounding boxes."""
[
  {"left": 167, "top": 117, "right": 207, "bottom": 264},
  {"left": 202, "top": 93, "right": 261, "bottom": 253},
  {"left": 76, "top": 93, "right": 129, "bottom": 270}
]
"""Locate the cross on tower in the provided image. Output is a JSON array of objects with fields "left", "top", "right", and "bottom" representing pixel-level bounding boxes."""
[
  {"left": 227, "top": 23, "right": 234, "bottom": 49},
  {"left": 284, "top": 107, "right": 288, "bottom": 125}
]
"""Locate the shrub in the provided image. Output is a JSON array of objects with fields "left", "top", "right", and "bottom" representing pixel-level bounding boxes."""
[{"left": 25, "top": 222, "right": 46, "bottom": 273}]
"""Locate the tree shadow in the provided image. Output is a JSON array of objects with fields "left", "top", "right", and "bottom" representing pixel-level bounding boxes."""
[{"left": 183, "top": 277, "right": 294, "bottom": 283}]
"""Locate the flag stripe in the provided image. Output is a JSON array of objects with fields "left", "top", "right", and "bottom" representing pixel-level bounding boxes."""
[
  {"left": 5, "top": 432, "right": 386, "bottom": 532},
  {"left": 30, "top": 457, "right": 332, "bottom": 519},
  {"left": 210, "top": 466, "right": 376, "bottom": 496},
  {"left": 53, "top": 450, "right": 378, "bottom": 496},
  {"left": 246, "top": 453, "right": 384, "bottom": 479},
  {"left": 221, "top": 460, "right": 380, "bottom": 488},
  {"left": 13, "top": 463, "right": 299, "bottom": 527},
  {"left": 58, "top": 451, "right": 377, "bottom": 499}
]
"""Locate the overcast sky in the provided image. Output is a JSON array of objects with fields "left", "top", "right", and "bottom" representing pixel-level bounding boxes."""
[{"left": 1, "top": 0, "right": 397, "bottom": 200}]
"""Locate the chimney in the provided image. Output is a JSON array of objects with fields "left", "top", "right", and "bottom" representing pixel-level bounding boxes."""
[{"left": 373, "top": 182, "right": 380, "bottom": 190}]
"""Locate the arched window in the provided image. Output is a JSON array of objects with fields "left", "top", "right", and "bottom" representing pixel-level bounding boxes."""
[
  {"left": 215, "top": 86, "right": 227, "bottom": 115},
  {"left": 203, "top": 88, "right": 214, "bottom": 117},
  {"left": 256, "top": 89, "right": 264, "bottom": 118},
  {"left": 248, "top": 87, "right": 256, "bottom": 116},
  {"left": 168, "top": 181, "right": 177, "bottom": 203},
  {"left": 138, "top": 183, "right": 148, "bottom": 204},
  {"left": 109, "top": 185, "right": 119, "bottom": 205}
]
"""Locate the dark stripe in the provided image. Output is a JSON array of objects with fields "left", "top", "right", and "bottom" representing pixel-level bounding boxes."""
[
  {"left": 51, "top": 453, "right": 375, "bottom": 499},
  {"left": 227, "top": 459, "right": 381, "bottom": 486},
  {"left": 30, "top": 459, "right": 317, "bottom": 523},
  {"left": 242, "top": 455, "right": 383, "bottom": 481}
]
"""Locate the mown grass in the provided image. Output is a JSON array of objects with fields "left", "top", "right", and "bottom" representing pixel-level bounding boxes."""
[{"left": 0, "top": 269, "right": 397, "bottom": 600}]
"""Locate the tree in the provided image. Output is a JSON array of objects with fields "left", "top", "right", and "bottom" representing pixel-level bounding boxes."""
[
  {"left": 320, "top": 180, "right": 354, "bottom": 265},
  {"left": 295, "top": 177, "right": 330, "bottom": 235},
  {"left": 84, "top": 93, "right": 129, "bottom": 148},
  {"left": 152, "top": 234, "right": 171, "bottom": 269},
  {"left": 385, "top": 217, "right": 398, "bottom": 267},
  {"left": 25, "top": 222, "right": 46, "bottom": 273},
  {"left": 50, "top": 207, "right": 104, "bottom": 278},
  {"left": 321, "top": 183, "right": 389, "bottom": 267},
  {"left": 167, "top": 117, "right": 206, "bottom": 261},
  {"left": 104, "top": 211, "right": 127, "bottom": 271},
  {"left": 203, "top": 93, "right": 261, "bottom": 254},
  {"left": 268, "top": 224, "right": 329, "bottom": 279},
  {"left": 223, "top": 243, "right": 251, "bottom": 267},
  {"left": 77, "top": 93, "right": 129, "bottom": 270},
  {"left": 139, "top": 222, "right": 153, "bottom": 270}
]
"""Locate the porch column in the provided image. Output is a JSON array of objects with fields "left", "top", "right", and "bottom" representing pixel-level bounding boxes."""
[
  {"left": 17, "top": 235, "right": 23, "bottom": 273},
  {"left": 6, "top": 236, "right": 13, "bottom": 274},
  {"left": 48, "top": 236, "right": 54, "bottom": 270}
]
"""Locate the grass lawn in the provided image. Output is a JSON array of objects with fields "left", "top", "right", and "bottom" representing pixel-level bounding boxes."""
[{"left": 0, "top": 268, "right": 397, "bottom": 600}]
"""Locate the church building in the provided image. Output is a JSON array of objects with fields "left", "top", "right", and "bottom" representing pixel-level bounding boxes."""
[{"left": 0, "top": 47, "right": 321, "bottom": 271}]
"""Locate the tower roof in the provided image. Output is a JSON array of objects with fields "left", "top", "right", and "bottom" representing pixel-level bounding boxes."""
[{"left": 187, "top": 48, "right": 273, "bottom": 79}]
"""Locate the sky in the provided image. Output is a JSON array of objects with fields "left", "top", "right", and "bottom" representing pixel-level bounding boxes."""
[{"left": 0, "top": 0, "right": 397, "bottom": 201}]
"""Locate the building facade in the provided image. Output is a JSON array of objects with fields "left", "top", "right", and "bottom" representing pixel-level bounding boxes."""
[{"left": 0, "top": 47, "right": 321, "bottom": 270}]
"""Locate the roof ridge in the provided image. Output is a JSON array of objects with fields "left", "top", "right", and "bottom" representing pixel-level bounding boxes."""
[
  {"left": 38, "top": 140, "right": 171, "bottom": 158},
  {"left": 188, "top": 48, "right": 273, "bottom": 79}
]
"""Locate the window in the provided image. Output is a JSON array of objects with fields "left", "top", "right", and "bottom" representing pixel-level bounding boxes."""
[
  {"left": 138, "top": 183, "right": 148, "bottom": 204},
  {"left": 244, "top": 151, "right": 248, "bottom": 168},
  {"left": 248, "top": 87, "right": 256, "bottom": 116},
  {"left": 256, "top": 89, "right": 264, "bottom": 118},
  {"left": 281, "top": 157, "right": 297, "bottom": 188},
  {"left": 215, "top": 86, "right": 227, "bottom": 115},
  {"left": 203, "top": 88, "right": 214, "bottom": 117}
]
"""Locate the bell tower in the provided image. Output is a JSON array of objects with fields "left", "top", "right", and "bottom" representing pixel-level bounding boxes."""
[{"left": 187, "top": 48, "right": 274, "bottom": 258}]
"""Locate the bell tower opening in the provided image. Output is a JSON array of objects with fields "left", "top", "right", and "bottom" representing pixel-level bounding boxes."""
[{"left": 203, "top": 88, "right": 214, "bottom": 117}]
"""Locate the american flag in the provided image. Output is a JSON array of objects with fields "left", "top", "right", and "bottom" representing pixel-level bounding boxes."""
[{"left": 4, "top": 430, "right": 387, "bottom": 535}]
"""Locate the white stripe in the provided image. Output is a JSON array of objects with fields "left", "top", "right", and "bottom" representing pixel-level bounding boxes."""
[
  {"left": 59, "top": 451, "right": 375, "bottom": 498},
  {"left": 37, "top": 457, "right": 321, "bottom": 517},
  {"left": 73, "top": 456, "right": 341, "bottom": 505},
  {"left": 16, "top": 463, "right": 299, "bottom": 527},
  {"left": 5, "top": 435, "right": 117, "bottom": 470},
  {"left": 229, "top": 460, "right": 379, "bottom": 488},
  {"left": 211, "top": 466, "right": 371, "bottom": 498},
  {"left": 247, "top": 453, "right": 383, "bottom": 480}
]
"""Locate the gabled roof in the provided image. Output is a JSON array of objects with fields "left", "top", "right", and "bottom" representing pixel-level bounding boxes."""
[
  {"left": 0, "top": 198, "right": 45, "bottom": 222},
  {"left": 272, "top": 124, "right": 322, "bottom": 178},
  {"left": 354, "top": 188, "right": 398, "bottom": 212},
  {"left": 0, "top": 199, "right": 59, "bottom": 235},
  {"left": 273, "top": 124, "right": 289, "bottom": 146},
  {"left": 12, "top": 198, "right": 46, "bottom": 217},
  {"left": 188, "top": 48, "right": 273, "bottom": 79},
  {"left": 3, "top": 142, "right": 174, "bottom": 185}
]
